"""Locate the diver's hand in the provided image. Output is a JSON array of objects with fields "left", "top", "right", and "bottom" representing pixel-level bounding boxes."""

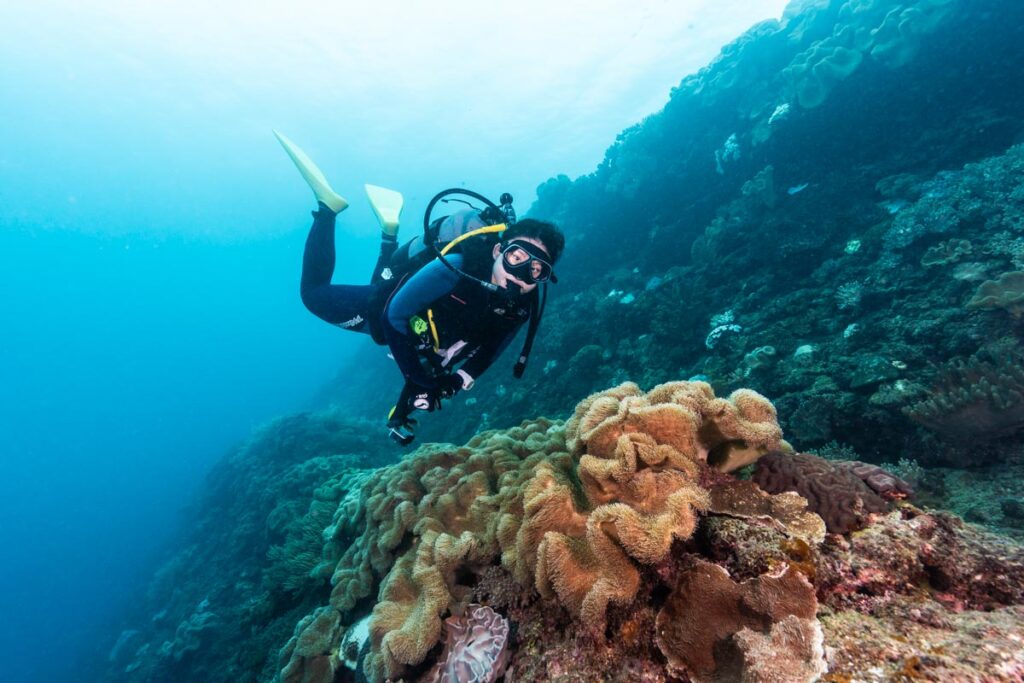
[{"left": 387, "top": 416, "right": 417, "bottom": 446}]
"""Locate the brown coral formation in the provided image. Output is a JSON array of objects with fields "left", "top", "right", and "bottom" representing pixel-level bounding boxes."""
[
  {"left": 654, "top": 559, "right": 823, "bottom": 682},
  {"left": 533, "top": 381, "right": 785, "bottom": 630},
  {"left": 752, "top": 451, "right": 893, "bottom": 534},
  {"left": 280, "top": 381, "right": 789, "bottom": 682},
  {"left": 272, "top": 380, "right": 1024, "bottom": 683},
  {"left": 565, "top": 380, "right": 785, "bottom": 472},
  {"left": 260, "top": 379, "right": 1024, "bottom": 683}
]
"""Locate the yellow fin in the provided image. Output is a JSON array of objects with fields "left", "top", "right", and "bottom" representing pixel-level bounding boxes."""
[
  {"left": 273, "top": 130, "right": 348, "bottom": 213},
  {"left": 365, "top": 184, "right": 404, "bottom": 237}
]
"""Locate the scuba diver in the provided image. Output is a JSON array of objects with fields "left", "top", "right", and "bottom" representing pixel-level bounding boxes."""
[{"left": 275, "top": 131, "right": 565, "bottom": 446}]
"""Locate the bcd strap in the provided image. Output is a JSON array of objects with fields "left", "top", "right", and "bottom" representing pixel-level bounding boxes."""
[
  {"left": 426, "top": 222, "right": 508, "bottom": 349},
  {"left": 513, "top": 285, "right": 545, "bottom": 378}
]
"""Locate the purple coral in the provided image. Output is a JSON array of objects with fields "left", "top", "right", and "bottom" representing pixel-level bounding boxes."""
[
  {"left": 425, "top": 604, "right": 510, "bottom": 683},
  {"left": 835, "top": 460, "right": 914, "bottom": 499},
  {"left": 752, "top": 452, "right": 903, "bottom": 534}
]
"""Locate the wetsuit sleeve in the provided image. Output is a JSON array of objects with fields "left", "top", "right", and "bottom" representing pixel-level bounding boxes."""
[{"left": 382, "top": 255, "right": 463, "bottom": 388}]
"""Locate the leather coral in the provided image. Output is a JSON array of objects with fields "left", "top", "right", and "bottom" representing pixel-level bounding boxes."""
[
  {"left": 566, "top": 380, "right": 785, "bottom": 473},
  {"left": 288, "top": 382, "right": 788, "bottom": 682},
  {"left": 532, "top": 381, "right": 785, "bottom": 630}
]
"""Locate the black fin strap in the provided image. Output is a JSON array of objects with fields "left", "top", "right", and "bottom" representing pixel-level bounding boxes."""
[{"left": 513, "top": 286, "right": 545, "bottom": 378}]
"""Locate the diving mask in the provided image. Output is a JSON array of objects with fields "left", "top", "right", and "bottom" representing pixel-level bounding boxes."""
[{"left": 501, "top": 240, "right": 554, "bottom": 284}]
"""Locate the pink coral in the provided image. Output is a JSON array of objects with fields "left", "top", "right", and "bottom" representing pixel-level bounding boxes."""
[{"left": 425, "top": 604, "right": 510, "bottom": 683}]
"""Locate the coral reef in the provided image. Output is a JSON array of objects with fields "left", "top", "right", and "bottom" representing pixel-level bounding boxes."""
[
  {"left": 91, "top": 0, "right": 1024, "bottom": 680},
  {"left": 97, "top": 379, "right": 1024, "bottom": 683}
]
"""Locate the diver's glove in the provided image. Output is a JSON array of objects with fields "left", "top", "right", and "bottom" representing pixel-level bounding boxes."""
[
  {"left": 387, "top": 415, "right": 417, "bottom": 446},
  {"left": 410, "top": 387, "right": 443, "bottom": 412},
  {"left": 387, "top": 382, "right": 424, "bottom": 446},
  {"left": 391, "top": 380, "right": 439, "bottom": 414},
  {"left": 407, "top": 374, "right": 464, "bottom": 412}
]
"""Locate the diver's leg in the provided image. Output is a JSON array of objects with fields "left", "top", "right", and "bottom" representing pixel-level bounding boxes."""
[
  {"left": 299, "top": 206, "right": 374, "bottom": 332},
  {"left": 300, "top": 204, "right": 339, "bottom": 295},
  {"left": 370, "top": 235, "right": 399, "bottom": 284}
]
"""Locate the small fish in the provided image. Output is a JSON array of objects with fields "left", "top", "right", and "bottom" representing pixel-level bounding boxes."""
[{"left": 787, "top": 183, "right": 809, "bottom": 195}]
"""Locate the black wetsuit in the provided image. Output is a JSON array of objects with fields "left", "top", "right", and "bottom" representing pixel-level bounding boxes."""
[{"left": 300, "top": 208, "right": 532, "bottom": 391}]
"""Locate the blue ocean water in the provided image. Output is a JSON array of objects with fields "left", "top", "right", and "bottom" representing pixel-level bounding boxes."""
[
  {"left": 0, "top": 31, "right": 374, "bottom": 683},
  {"left": 0, "top": 168, "right": 362, "bottom": 682}
]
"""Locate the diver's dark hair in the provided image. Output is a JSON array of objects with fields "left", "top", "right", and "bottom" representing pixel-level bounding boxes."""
[{"left": 503, "top": 218, "right": 565, "bottom": 263}]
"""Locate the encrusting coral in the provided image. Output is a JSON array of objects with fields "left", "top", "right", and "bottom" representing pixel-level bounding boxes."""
[
  {"left": 752, "top": 451, "right": 903, "bottom": 534},
  {"left": 654, "top": 559, "right": 824, "bottom": 682}
]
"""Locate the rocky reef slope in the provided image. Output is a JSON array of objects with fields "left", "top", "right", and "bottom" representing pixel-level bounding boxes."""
[{"left": 96, "top": 381, "right": 1024, "bottom": 682}]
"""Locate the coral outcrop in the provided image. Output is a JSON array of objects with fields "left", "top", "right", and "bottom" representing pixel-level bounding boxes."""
[
  {"left": 752, "top": 451, "right": 904, "bottom": 533},
  {"left": 286, "top": 381, "right": 787, "bottom": 681}
]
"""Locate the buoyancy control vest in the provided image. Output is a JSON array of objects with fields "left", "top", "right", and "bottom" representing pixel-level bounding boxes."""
[{"left": 365, "top": 207, "right": 507, "bottom": 342}]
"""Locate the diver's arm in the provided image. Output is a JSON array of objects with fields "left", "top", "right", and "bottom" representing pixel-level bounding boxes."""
[
  {"left": 382, "top": 256, "right": 463, "bottom": 388},
  {"left": 457, "top": 324, "right": 522, "bottom": 385}
]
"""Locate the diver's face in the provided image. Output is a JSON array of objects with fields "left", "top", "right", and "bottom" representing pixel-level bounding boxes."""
[{"left": 491, "top": 237, "right": 550, "bottom": 294}]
